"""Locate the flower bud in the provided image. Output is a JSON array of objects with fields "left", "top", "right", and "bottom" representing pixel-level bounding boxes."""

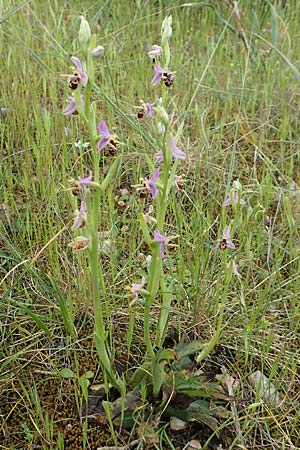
[
  {"left": 92, "top": 45, "right": 105, "bottom": 57},
  {"left": 155, "top": 104, "right": 169, "bottom": 126},
  {"left": 79, "top": 16, "right": 91, "bottom": 46},
  {"left": 161, "top": 15, "right": 172, "bottom": 40},
  {"left": 233, "top": 179, "right": 242, "bottom": 191}
]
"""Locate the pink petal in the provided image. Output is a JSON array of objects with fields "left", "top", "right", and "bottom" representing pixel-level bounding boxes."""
[
  {"left": 97, "top": 137, "right": 110, "bottom": 153},
  {"left": 71, "top": 56, "right": 83, "bottom": 72},
  {"left": 172, "top": 137, "right": 186, "bottom": 160},
  {"left": 98, "top": 120, "right": 111, "bottom": 138},
  {"left": 63, "top": 97, "right": 76, "bottom": 115},
  {"left": 155, "top": 150, "right": 164, "bottom": 164}
]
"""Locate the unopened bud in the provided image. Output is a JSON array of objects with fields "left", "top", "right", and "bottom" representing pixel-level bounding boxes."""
[
  {"left": 161, "top": 15, "right": 172, "bottom": 40},
  {"left": 79, "top": 16, "right": 91, "bottom": 46},
  {"left": 92, "top": 45, "right": 104, "bottom": 57},
  {"left": 233, "top": 179, "right": 242, "bottom": 191},
  {"left": 155, "top": 104, "right": 169, "bottom": 126}
]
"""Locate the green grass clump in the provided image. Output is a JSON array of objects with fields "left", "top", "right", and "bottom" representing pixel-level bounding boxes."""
[{"left": 1, "top": 1, "right": 299, "bottom": 449}]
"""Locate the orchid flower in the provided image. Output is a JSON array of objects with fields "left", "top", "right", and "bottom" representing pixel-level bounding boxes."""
[
  {"left": 153, "top": 230, "right": 167, "bottom": 258},
  {"left": 144, "top": 168, "right": 160, "bottom": 198},
  {"left": 155, "top": 137, "right": 186, "bottom": 164},
  {"left": 77, "top": 171, "right": 93, "bottom": 190},
  {"left": 130, "top": 277, "right": 145, "bottom": 305},
  {"left": 220, "top": 227, "right": 236, "bottom": 250},
  {"left": 148, "top": 45, "right": 162, "bottom": 59},
  {"left": 97, "top": 120, "right": 111, "bottom": 152},
  {"left": 145, "top": 98, "right": 157, "bottom": 117},
  {"left": 63, "top": 95, "right": 85, "bottom": 116},
  {"left": 71, "top": 56, "right": 88, "bottom": 86},
  {"left": 223, "top": 191, "right": 246, "bottom": 207},
  {"left": 171, "top": 137, "right": 186, "bottom": 160}
]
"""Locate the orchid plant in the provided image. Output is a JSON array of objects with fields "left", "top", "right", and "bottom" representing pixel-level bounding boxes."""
[{"left": 62, "top": 16, "right": 125, "bottom": 395}]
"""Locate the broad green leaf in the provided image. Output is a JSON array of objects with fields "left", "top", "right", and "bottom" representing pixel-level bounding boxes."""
[
  {"left": 176, "top": 340, "right": 207, "bottom": 359},
  {"left": 59, "top": 368, "right": 76, "bottom": 379},
  {"left": 152, "top": 359, "right": 164, "bottom": 398}
]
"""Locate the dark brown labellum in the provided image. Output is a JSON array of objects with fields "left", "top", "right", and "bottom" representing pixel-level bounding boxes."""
[
  {"left": 137, "top": 108, "right": 145, "bottom": 119},
  {"left": 68, "top": 72, "right": 80, "bottom": 90},
  {"left": 219, "top": 238, "right": 227, "bottom": 250}
]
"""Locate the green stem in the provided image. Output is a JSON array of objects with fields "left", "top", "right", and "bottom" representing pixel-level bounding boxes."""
[{"left": 144, "top": 246, "right": 161, "bottom": 358}]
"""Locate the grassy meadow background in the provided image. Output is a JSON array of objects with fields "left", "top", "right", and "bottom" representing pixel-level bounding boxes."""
[{"left": 0, "top": 0, "right": 300, "bottom": 449}]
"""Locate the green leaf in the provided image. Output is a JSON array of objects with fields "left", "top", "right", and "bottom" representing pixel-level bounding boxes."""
[
  {"left": 165, "top": 399, "right": 220, "bottom": 433},
  {"left": 130, "top": 362, "right": 151, "bottom": 387},
  {"left": 156, "top": 282, "right": 174, "bottom": 347},
  {"left": 158, "top": 348, "right": 177, "bottom": 362},
  {"left": 175, "top": 340, "right": 207, "bottom": 359},
  {"left": 107, "top": 389, "right": 142, "bottom": 420},
  {"left": 152, "top": 359, "right": 164, "bottom": 398},
  {"left": 100, "top": 154, "right": 122, "bottom": 192},
  {"left": 84, "top": 371, "right": 94, "bottom": 379},
  {"left": 59, "top": 368, "right": 76, "bottom": 379},
  {"left": 46, "top": 275, "right": 75, "bottom": 338},
  {"left": 138, "top": 212, "right": 152, "bottom": 247}
]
